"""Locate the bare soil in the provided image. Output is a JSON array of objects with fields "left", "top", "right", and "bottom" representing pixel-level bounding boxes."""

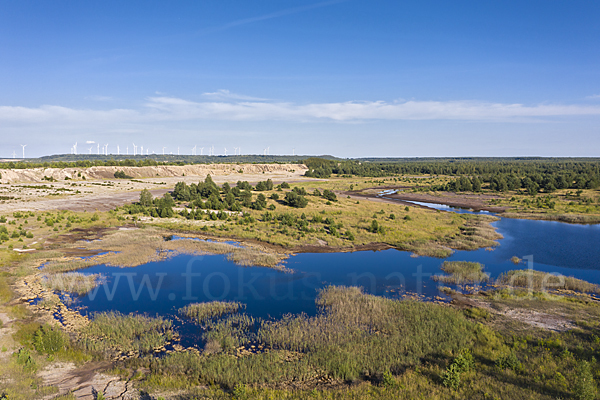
[{"left": 0, "top": 163, "right": 310, "bottom": 213}]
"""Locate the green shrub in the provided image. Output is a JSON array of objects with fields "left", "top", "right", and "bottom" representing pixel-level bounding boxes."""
[
  {"left": 496, "top": 352, "right": 522, "bottom": 372},
  {"left": 454, "top": 349, "right": 474, "bottom": 373},
  {"left": 15, "top": 348, "right": 36, "bottom": 372},
  {"left": 33, "top": 324, "right": 67, "bottom": 355},
  {"left": 574, "top": 360, "right": 597, "bottom": 400},
  {"left": 442, "top": 363, "right": 461, "bottom": 390}
]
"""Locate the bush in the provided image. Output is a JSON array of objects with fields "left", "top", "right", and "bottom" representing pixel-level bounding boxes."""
[
  {"left": 454, "top": 349, "right": 474, "bottom": 373},
  {"left": 574, "top": 360, "right": 597, "bottom": 400},
  {"left": 280, "top": 182, "right": 290, "bottom": 189},
  {"left": 284, "top": 192, "right": 308, "bottom": 208},
  {"left": 495, "top": 352, "right": 521, "bottom": 372},
  {"left": 369, "top": 219, "right": 384, "bottom": 234},
  {"left": 322, "top": 189, "right": 337, "bottom": 202},
  {"left": 33, "top": 324, "right": 67, "bottom": 355},
  {"left": 114, "top": 170, "right": 133, "bottom": 179},
  {"left": 442, "top": 363, "right": 461, "bottom": 390}
]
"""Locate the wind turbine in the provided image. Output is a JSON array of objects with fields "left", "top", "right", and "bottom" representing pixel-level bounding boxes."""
[
  {"left": 293, "top": 148, "right": 295, "bottom": 156},
  {"left": 12, "top": 150, "right": 16, "bottom": 158},
  {"left": 126, "top": 146, "right": 129, "bottom": 155},
  {"left": 200, "top": 147, "right": 204, "bottom": 155},
  {"left": 20, "top": 144, "right": 26, "bottom": 159},
  {"left": 178, "top": 147, "right": 180, "bottom": 155},
  {"left": 141, "top": 145, "right": 143, "bottom": 155},
  {"left": 73, "top": 142, "right": 77, "bottom": 155},
  {"left": 162, "top": 147, "right": 166, "bottom": 155},
  {"left": 97, "top": 143, "right": 100, "bottom": 155},
  {"left": 117, "top": 145, "right": 120, "bottom": 155},
  {"left": 132, "top": 143, "right": 136, "bottom": 156},
  {"left": 105, "top": 144, "right": 109, "bottom": 155},
  {"left": 224, "top": 147, "right": 227, "bottom": 156},
  {"left": 88, "top": 146, "right": 93, "bottom": 154},
  {"left": 192, "top": 145, "right": 196, "bottom": 155},
  {"left": 267, "top": 147, "right": 270, "bottom": 155}
]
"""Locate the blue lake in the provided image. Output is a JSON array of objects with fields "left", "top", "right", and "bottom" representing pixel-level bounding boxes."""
[{"left": 69, "top": 202, "right": 600, "bottom": 347}]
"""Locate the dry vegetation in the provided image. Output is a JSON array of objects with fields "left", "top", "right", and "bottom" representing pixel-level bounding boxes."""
[
  {"left": 41, "top": 227, "right": 288, "bottom": 273},
  {"left": 497, "top": 269, "right": 600, "bottom": 294},
  {"left": 179, "top": 301, "right": 245, "bottom": 323},
  {"left": 40, "top": 272, "right": 104, "bottom": 295},
  {"left": 432, "top": 261, "right": 489, "bottom": 285}
]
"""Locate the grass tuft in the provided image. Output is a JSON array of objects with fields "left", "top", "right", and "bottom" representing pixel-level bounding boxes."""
[{"left": 432, "top": 261, "right": 489, "bottom": 284}]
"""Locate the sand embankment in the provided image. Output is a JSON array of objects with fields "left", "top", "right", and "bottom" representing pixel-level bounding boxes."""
[{"left": 0, "top": 163, "right": 307, "bottom": 183}]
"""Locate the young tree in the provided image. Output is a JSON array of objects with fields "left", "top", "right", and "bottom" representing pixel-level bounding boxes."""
[
  {"left": 322, "top": 189, "right": 337, "bottom": 202},
  {"left": 574, "top": 360, "right": 597, "bottom": 400},
  {"left": 139, "top": 189, "right": 153, "bottom": 207},
  {"left": 472, "top": 177, "right": 482, "bottom": 192},
  {"left": 285, "top": 191, "right": 308, "bottom": 208}
]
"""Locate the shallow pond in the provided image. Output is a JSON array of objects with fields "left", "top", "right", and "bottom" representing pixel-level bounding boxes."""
[{"left": 68, "top": 201, "right": 600, "bottom": 347}]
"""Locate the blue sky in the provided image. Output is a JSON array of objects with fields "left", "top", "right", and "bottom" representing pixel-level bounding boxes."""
[{"left": 1, "top": 0, "right": 599, "bottom": 158}]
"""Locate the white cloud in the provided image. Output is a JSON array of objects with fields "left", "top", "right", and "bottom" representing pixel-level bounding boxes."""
[
  {"left": 586, "top": 94, "right": 600, "bottom": 100},
  {"left": 2, "top": 96, "right": 600, "bottom": 128},
  {"left": 143, "top": 97, "right": 600, "bottom": 122},
  {"left": 202, "top": 89, "right": 270, "bottom": 102}
]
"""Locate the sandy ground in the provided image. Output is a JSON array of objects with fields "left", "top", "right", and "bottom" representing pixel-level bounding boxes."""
[{"left": 0, "top": 164, "right": 310, "bottom": 213}]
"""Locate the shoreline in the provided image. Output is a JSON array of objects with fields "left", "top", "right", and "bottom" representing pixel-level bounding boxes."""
[{"left": 344, "top": 187, "right": 600, "bottom": 225}]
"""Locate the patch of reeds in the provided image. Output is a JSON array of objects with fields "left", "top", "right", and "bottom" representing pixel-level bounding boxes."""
[
  {"left": 140, "top": 285, "right": 476, "bottom": 388},
  {"left": 202, "top": 314, "right": 256, "bottom": 353},
  {"left": 41, "top": 272, "right": 105, "bottom": 295},
  {"left": 432, "top": 261, "right": 489, "bottom": 284},
  {"left": 44, "top": 228, "right": 287, "bottom": 272},
  {"left": 79, "top": 311, "right": 173, "bottom": 356},
  {"left": 496, "top": 269, "right": 600, "bottom": 294},
  {"left": 179, "top": 301, "right": 245, "bottom": 323},
  {"left": 444, "top": 215, "right": 502, "bottom": 252}
]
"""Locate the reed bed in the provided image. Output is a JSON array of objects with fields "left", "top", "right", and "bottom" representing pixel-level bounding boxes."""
[
  {"left": 79, "top": 311, "right": 174, "bottom": 356},
  {"left": 432, "top": 261, "right": 489, "bottom": 284},
  {"left": 179, "top": 301, "right": 245, "bottom": 323},
  {"left": 258, "top": 286, "right": 474, "bottom": 380},
  {"left": 497, "top": 269, "right": 600, "bottom": 294},
  {"left": 41, "top": 272, "right": 104, "bottom": 295},
  {"left": 202, "top": 314, "right": 257, "bottom": 353},
  {"left": 145, "top": 286, "right": 476, "bottom": 388},
  {"left": 444, "top": 215, "right": 502, "bottom": 252},
  {"left": 45, "top": 228, "right": 286, "bottom": 272}
]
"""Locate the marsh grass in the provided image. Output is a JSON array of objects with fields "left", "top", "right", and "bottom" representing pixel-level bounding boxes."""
[
  {"left": 497, "top": 269, "right": 600, "bottom": 294},
  {"left": 179, "top": 301, "right": 245, "bottom": 323},
  {"left": 79, "top": 311, "right": 173, "bottom": 356},
  {"left": 143, "top": 286, "right": 476, "bottom": 389},
  {"left": 41, "top": 272, "right": 105, "bottom": 295},
  {"left": 432, "top": 261, "right": 489, "bottom": 284},
  {"left": 44, "top": 228, "right": 287, "bottom": 272}
]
